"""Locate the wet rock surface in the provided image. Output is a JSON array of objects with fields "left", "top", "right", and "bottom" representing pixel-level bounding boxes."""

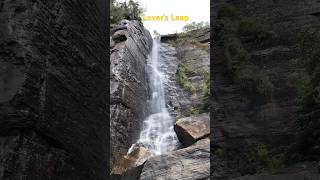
[
  {"left": 157, "top": 42, "right": 192, "bottom": 118},
  {"left": 174, "top": 113, "right": 210, "bottom": 147},
  {"left": 0, "top": 0, "right": 108, "bottom": 179},
  {"left": 110, "top": 20, "right": 153, "bottom": 169},
  {"left": 139, "top": 138, "right": 210, "bottom": 180}
]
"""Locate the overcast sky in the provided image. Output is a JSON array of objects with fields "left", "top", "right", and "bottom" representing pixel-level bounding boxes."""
[{"left": 119, "top": 0, "right": 210, "bottom": 35}]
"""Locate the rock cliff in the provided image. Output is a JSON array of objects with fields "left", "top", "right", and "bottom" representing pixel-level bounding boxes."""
[
  {"left": 110, "top": 20, "right": 153, "bottom": 169},
  {"left": 0, "top": 0, "right": 107, "bottom": 179},
  {"left": 211, "top": 0, "right": 320, "bottom": 179}
]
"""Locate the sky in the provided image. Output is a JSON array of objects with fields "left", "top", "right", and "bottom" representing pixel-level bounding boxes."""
[{"left": 119, "top": 0, "right": 210, "bottom": 35}]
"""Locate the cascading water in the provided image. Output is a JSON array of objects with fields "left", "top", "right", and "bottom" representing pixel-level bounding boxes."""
[{"left": 128, "top": 36, "right": 179, "bottom": 155}]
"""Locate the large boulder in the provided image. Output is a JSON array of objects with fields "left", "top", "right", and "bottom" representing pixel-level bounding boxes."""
[
  {"left": 111, "top": 146, "right": 154, "bottom": 180},
  {"left": 174, "top": 113, "right": 210, "bottom": 147},
  {"left": 139, "top": 138, "right": 210, "bottom": 180}
]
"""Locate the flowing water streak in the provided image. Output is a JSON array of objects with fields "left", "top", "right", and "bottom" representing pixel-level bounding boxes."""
[{"left": 128, "top": 36, "right": 179, "bottom": 155}]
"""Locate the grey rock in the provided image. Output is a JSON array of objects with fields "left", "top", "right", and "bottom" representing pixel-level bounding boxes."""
[
  {"left": 139, "top": 138, "right": 210, "bottom": 180},
  {"left": 174, "top": 113, "right": 210, "bottom": 147},
  {"left": 110, "top": 20, "right": 153, "bottom": 169},
  {"left": 111, "top": 25, "right": 128, "bottom": 34},
  {"left": 0, "top": 0, "right": 108, "bottom": 179},
  {"left": 211, "top": 0, "right": 320, "bottom": 179},
  {"left": 112, "top": 30, "right": 127, "bottom": 43}
]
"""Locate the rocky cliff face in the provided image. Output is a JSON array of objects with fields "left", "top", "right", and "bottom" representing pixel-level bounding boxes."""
[
  {"left": 0, "top": 0, "right": 107, "bottom": 179},
  {"left": 211, "top": 0, "right": 320, "bottom": 179},
  {"left": 162, "top": 29, "right": 210, "bottom": 118},
  {"left": 110, "top": 20, "right": 152, "bottom": 169}
]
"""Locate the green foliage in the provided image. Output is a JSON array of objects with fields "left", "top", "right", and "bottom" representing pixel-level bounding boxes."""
[
  {"left": 248, "top": 144, "right": 285, "bottom": 170},
  {"left": 190, "top": 107, "right": 200, "bottom": 116},
  {"left": 176, "top": 63, "right": 196, "bottom": 93},
  {"left": 294, "top": 28, "right": 320, "bottom": 160},
  {"left": 110, "top": 0, "right": 143, "bottom": 25},
  {"left": 182, "top": 21, "right": 209, "bottom": 32},
  {"left": 214, "top": 4, "right": 274, "bottom": 96},
  {"left": 177, "top": 64, "right": 210, "bottom": 113},
  {"left": 236, "top": 66, "right": 274, "bottom": 96},
  {"left": 201, "top": 70, "right": 210, "bottom": 111},
  {"left": 238, "top": 19, "right": 273, "bottom": 42}
]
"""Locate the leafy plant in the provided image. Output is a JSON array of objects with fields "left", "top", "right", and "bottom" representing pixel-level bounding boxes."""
[
  {"left": 214, "top": 4, "right": 274, "bottom": 97},
  {"left": 176, "top": 63, "right": 196, "bottom": 93},
  {"left": 201, "top": 70, "right": 210, "bottom": 111},
  {"left": 182, "top": 21, "right": 209, "bottom": 32},
  {"left": 110, "top": 0, "right": 143, "bottom": 25},
  {"left": 247, "top": 144, "right": 285, "bottom": 170}
]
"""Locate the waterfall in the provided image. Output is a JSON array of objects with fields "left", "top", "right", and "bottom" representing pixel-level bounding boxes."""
[{"left": 128, "top": 36, "right": 179, "bottom": 155}]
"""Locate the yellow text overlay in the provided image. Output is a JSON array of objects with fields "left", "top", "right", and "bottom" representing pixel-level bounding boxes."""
[{"left": 141, "top": 14, "right": 189, "bottom": 22}]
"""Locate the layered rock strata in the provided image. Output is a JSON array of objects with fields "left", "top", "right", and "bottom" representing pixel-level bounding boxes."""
[
  {"left": 211, "top": 0, "right": 320, "bottom": 178},
  {"left": 110, "top": 20, "right": 153, "bottom": 168},
  {"left": 0, "top": 0, "right": 108, "bottom": 179}
]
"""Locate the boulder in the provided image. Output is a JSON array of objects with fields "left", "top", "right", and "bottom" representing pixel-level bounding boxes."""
[
  {"left": 174, "top": 113, "right": 210, "bottom": 147},
  {"left": 139, "top": 138, "right": 210, "bottom": 180},
  {"left": 111, "top": 146, "right": 154, "bottom": 180}
]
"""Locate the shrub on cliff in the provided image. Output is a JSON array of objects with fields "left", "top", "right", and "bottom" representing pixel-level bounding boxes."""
[{"left": 110, "top": 0, "right": 143, "bottom": 25}]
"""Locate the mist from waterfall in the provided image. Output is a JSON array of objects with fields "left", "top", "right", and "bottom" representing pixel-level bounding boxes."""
[{"left": 128, "top": 36, "right": 179, "bottom": 155}]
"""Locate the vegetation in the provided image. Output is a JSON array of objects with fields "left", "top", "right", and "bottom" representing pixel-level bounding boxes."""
[
  {"left": 293, "top": 28, "right": 320, "bottom": 161},
  {"left": 214, "top": 4, "right": 274, "bottom": 96},
  {"left": 201, "top": 70, "right": 210, "bottom": 111},
  {"left": 176, "top": 63, "right": 196, "bottom": 93},
  {"left": 247, "top": 144, "right": 285, "bottom": 170},
  {"left": 190, "top": 107, "right": 201, "bottom": 116},
  {"left": 176, "top": 62, "right": 210, "bottom": 114},
  {"left": 238, "top": 19, "right": 274, "bottom": 43},
  {"left": 110, "top": 0, "right": 143, "bottom": 25},
  {"left": 182, "top": 21, "right": 209, "bottom": 32}
]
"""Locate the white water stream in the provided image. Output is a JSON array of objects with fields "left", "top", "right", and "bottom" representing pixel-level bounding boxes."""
[{"left": 128, "top": 36, "right": 179, "bottom": 155}]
